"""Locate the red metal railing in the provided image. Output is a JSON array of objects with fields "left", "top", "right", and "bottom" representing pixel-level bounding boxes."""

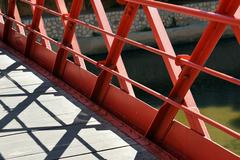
[{"left": 0, "top": 0, "right": 239, "bottom": 159}]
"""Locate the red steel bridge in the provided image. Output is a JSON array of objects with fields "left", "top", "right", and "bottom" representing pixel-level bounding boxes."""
[{"left": 0, "top": 0, "right": 239, "bottom": 159}]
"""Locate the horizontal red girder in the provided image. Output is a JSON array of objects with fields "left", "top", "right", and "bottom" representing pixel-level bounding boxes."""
[{"left": 0, "top": 0, "right": 239, "bottom": 159}]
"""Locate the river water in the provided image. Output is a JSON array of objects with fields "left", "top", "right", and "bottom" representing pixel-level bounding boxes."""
[
  {"left": 87, "top": 37, "right": 240, "bottom": 154},
  {"left": 122, "top": 37, "right": 240, "bottom": 108},
  {"left": 122, "top": 37, "right": 240, "bottom": 154},
  {"left": 87, "top": 37, "right": 240, "bottom": 109}
]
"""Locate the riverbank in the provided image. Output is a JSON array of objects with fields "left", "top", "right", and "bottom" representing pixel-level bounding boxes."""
[
  {"left": 18, "top": 1, "right": 218, "bottom": 41},
  {"left": 79, "top": 22, "right": 235, "bottom": 55},
  {"left": 86, "top": 37, "right": 240, "bottom": 90}
]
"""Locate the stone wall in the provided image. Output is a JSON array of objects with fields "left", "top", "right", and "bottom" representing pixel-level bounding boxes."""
[{"left": 21, "top": 1, "right": 218, "bottom": 40}]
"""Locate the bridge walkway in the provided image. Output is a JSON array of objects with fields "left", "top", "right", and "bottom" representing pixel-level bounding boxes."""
[{"left": 0, "top": 46, "right": 172, "bottom": 160}]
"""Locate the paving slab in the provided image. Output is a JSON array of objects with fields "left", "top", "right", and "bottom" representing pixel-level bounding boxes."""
[{"left": 0, "top": 48, "right": 159, "bottom": 159}]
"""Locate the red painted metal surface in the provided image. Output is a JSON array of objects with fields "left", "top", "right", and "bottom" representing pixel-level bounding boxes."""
[
  {"left": 3, "top": 0, "right": 16, "bottom": 42},
  {"left": 90, "top": 3, "right": 139, "bottom": 103},
  {"left": 54, "top": 0, "right": 85, "bottom": 67},
  {"left": 0, "top": 0, "right": 239, "bottom": 159},
  {"left": 145, "top": 0, "right": 240, "bottom": 142},
  {"left": 52, "top": 0, "right": 84, "bottom": 77},
  {"left": 30, "top": 0, "right": 51, "bottom": 50},
  {"left": 142, "top": 6, "right": 209, "bottom": 138},
  {"left": 91, "top": 0, "right": 135, "bottom": 97}
]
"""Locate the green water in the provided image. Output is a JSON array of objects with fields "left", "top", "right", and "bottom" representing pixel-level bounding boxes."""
[
  {"left": 84, "top": 35, "right": 240, "bottom": 155},
  {"left": 176, "top": 106, "right": 240, "bottom": 155},
  {"left": 131, "top": 37, "right": 240, "bottom": 155},
  {"left": 143, "top": 75, "right": 240, "bottom": 156}
]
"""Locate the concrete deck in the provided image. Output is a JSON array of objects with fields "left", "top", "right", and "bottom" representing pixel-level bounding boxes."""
[{"left": 0, "top": 48, "right": 159, "bottom": 160}]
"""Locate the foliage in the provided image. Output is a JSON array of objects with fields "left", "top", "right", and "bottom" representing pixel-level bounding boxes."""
[{"left": 176, "top": 106, "right": 240, "bottom": 155}]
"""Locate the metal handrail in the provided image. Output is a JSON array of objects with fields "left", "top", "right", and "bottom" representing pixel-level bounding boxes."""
[
  {"left": 0, "top": 9, "right": 239, "bottom": 140},
  {"left": 1, "top": 0, "right": 239, "bottom": 145}
]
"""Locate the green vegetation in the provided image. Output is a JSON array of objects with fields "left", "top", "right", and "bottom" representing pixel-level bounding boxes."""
[{"left": 176, "top": 106, "right": 240, "bottom": 155}]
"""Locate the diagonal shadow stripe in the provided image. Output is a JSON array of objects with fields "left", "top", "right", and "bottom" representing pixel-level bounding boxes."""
[
  {"left": 0, "top": 60, "right": 54, "bottom": 154},
  {"left": 0, "top": 92, "right": 59, "bottom": 97},
  {"left": 44, "top": 110, "right": 106, "bottom": 160},
  {"left": 0, "top": 100, "right": 49, "bottom": 153},
  {"left": 34, "top": 98, "right": 116, "bottom": 160},
  {"left": 0, "top": 153, "right": 4, "bottom": 160},
  {"left": 0, "top": 83, "right": 50, "bottom": 129},
  {"left": 0, "top": 53, "right": 145, "bottom": 159},
  {"left": 0, "top": 123, "right": 103, "bottom": 135},
  {"left": 0, "top": 55, "right": 106, "bottom": 159},
  {"left": 0, "top": 57, "right": 53, "bottom": 154},
  {"left": 0, "top": 62, "right": 20, "bottom": 79}
]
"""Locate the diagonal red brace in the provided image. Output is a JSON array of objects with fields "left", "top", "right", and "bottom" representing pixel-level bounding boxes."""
[
  {"left": 231, "top": 6, "right": 240, "bottom": 43},
  {"left": 3, "top": 0, "right": 17, "bottom": 43},
  {"left": 55, "top": 0, "right": 86, "bottom": 68},
  {"left": 53, "top": 0, "right": 85, "bottom": 77},
  {"left": 91, "top": 0, "right": 135, "bottom": 97},
  {"left": 24, "top": 0, "right": 45, "bottom": 57},
  {"left": 145, "top": 0, "right": 240, "bottom": 142},
  {"left": 91, "top": 3, "right": 139, "bottom": 104}
]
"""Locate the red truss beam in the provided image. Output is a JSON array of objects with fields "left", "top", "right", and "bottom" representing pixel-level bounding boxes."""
[
  {"left": 0, "top": 0, "right": 239, "bottom": 159},
  {"left": 0, "top": 8, "right": 3, "bottom": 24},
  {"left": 125, "top": 0, "right": 240, "bottom": 26},
  {"left": 90, "top": 3, "right": 139, "bottom": 103},
  {"left": 30, "top": 0, "right": 51, "bottom": 50},
  {"left": 24, "top": 0, "right": 45, "bottom": 57},
  {"left": 3, "top": 0, "right": 17, "bottom": 42},
  {"left": 7, "top": 0, "right": 240, "bottom": 86},
  {"left": 91, "top": 0, "right": 135, "bottom": 97},
  {"left": 145, "top": 0, "right": 240, "bottom": 142},
  {"left": 52, "top": 0, "right": 84, "bottom": 77},
  {"left": 142, "top": 6, "right": 209, "bottom": 138},
  {"left": 13, "top": 3, "right": 25, "bottom": 35},
  {"left": 231, "top": 6, "right": 240, "bottom": 43},
  {"left": 54, "top": 0, "right": 86, "bottom": 68}
]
